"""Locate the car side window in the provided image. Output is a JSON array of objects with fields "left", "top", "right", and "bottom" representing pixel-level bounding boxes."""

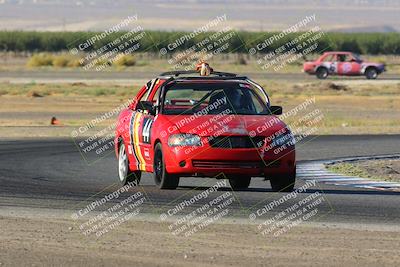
[
  {"left": 337, "top": 54, "right": 350, "bottom": 62},
  {"left": 322, "top": 55, "right": 334, "bottom": 62},
  {"left": 249, "top": 91, "right": 265, "bottom": 113}
]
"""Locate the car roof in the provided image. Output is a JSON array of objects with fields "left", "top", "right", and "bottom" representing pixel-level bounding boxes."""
[
  {"left": 166, "top": 79, "right": 251, "bottom": 86},
  {"left": 159, "top": 70, "right": 236, "bottom": 77},
  {"left": 158, "top": 70, "right": 248, "bottom": 82},
  {"left": 323, "top": 51, "right": 353, "bottom": 55}
]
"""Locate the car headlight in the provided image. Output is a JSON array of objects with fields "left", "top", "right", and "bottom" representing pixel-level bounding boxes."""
[
  {"left": 168, "top": 134, "right": 201, "bottom": 147},
  {"left": 271, "top": 130, "right": 295, "bottom": 147}
]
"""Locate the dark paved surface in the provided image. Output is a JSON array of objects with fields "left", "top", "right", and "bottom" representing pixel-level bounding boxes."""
[{"left": 0, "top": 135, "right": 399, "bottom": 225}]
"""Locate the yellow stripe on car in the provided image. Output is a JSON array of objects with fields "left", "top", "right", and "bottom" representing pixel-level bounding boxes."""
[{"left": 134, "top": 112, "right": 146, "bottom": 171}]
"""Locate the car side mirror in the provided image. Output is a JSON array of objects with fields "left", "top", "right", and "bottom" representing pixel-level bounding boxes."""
[
  {"left": 137, "top": 101, "right": 155, "bottom": 115},
  {"left": 269, "top": 105, "right": 283, "bottom": 115}
]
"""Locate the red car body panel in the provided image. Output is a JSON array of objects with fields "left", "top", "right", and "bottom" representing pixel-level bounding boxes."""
[{"left": 115, "top": 76, "right": 295, "bottom": 179}]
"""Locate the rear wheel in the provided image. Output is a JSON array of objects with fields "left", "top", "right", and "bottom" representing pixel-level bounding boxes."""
[
  {"left": 228, "top": 175, "right": 251, "bottom": 190},
  {"left": 118, "top": 142, "right": 141, "bottom": 186},
  {"left": 269, "top": 169, "right": 296, "bottom": 192},
  {"left": 154, "top": 143, "right": 180, "bottom": 189},
  {"left": 316, "top": 67, "right": 328, "bottom": 79},
  {"left": 365, "top": 67, "right": 378, "bottom": 79}
]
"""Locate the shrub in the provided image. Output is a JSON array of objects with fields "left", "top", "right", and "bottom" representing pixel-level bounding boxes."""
[
  {"left": 67, "top": 58, "right": 83, "bottom": 67},
  {"left": 27, "top": 53, "right": 53, "bottom": 67},
  {"left": 52, "top": 55, "right": 70, "bottom": 67},
  {"left": 113, "top": 54, "right": 136, "bottom": 67},
  {"left": 27, "top": 53, "right": 82, "bottom": 68}
]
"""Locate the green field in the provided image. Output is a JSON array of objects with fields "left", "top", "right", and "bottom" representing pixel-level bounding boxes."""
[{"left": 1, "top": 31, "right": 400, "bottom": 54}]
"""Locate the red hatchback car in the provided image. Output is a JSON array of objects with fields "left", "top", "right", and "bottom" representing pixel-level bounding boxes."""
[
  {"left": 304, "top": 51, "right": 385, "bottom": 79},
  {"left": 115, "top": 66, "right": 296, "bottom": 191}
]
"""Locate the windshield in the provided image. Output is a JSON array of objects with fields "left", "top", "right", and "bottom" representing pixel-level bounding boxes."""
[{"left": 162, "top": 81, "right": 270, "bottom": 115}]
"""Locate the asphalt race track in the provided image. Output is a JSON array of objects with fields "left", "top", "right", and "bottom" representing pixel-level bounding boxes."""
[{"left": 0, "top": 135, "right": 399, "bottom": 226}]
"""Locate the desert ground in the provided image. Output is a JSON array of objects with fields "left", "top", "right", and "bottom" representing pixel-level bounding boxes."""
[{"left": 1, "top": 208, "right": 400, "bottom": 267}]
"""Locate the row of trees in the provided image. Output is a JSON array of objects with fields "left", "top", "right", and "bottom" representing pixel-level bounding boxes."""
[{"left": 0, "top": 31, "right": 399, "bottom": 55}]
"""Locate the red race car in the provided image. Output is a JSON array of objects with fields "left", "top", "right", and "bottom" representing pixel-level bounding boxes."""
[
  {"left": 303, "top": 51, "right": 385, "bottom": 79},
  {"left": 115, "top": 64, "right": 296, "bottom": 191}
]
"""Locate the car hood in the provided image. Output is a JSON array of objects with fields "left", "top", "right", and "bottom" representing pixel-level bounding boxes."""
[{"left": 164, "top": 114, "right": 287, "bottom": 137}]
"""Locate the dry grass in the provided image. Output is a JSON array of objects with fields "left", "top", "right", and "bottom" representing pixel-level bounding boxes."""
[
  {"left": 2, "top": 52, "right": 400, "bottom": 74},
  {"left": 327, "top": 159, "right": 400, "bottom": 182},
  {"left": 0, "top": 82, "right": 136, "bottom": 97},
  {"left": 0, "top": 81, "right": 399, "bottom": 136}
]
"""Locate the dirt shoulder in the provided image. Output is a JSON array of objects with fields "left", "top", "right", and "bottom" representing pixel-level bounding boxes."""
[
  {"left": 1, "top": 214, "right": 400, "bottom": 267},
  {"left": 328, "top": 159, "right": 400, "bottom": 183}
]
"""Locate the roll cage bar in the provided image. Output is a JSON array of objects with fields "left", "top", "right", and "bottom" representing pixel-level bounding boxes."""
[{"left": 159, "top": 70, "right": 237, "bottom": 77}]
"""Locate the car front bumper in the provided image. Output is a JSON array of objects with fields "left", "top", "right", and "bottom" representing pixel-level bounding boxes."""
[{"left": 164, "top": 143, "right": 296, "bottom": 177}]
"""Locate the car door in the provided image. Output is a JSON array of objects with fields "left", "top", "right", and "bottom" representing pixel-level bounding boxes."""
[
  {"left": 348, "top": 55, "right": 362, "bottom": 75},
  {"left": 337, "top": 54, "right": 361, "bottom": 75},
  {"left": 132, "top": 79, "right": 165, "bottom": 171}
]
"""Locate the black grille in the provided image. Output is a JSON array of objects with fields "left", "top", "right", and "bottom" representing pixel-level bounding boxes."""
[
  {"left": 208, "top": 136, "right": 265, "bottom": 149},
  {"left": 192, "top": 160, "right": 281, "bottom": 169}
]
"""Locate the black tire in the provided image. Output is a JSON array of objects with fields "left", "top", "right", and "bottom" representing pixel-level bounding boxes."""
[
  {"left": 365, "top": 67, "right": 378, "bottom": 79},
  {"left": 228, "top": 175, "right": 251, "bottom": 190},
  {"left": 316, "top": 67, "right": 328, "bottom": 79},
  {"left": 153, "top": 143, "right": 179, "bottom": 189},
  {"left": 118, "top": 142, "right": 141, "bottom": 186},
  {"left": 269, "top": 168, "right": 296, "bottom": 192}
]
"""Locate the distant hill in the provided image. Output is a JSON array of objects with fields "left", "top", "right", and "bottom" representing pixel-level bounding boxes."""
[
  {"left": 0, "top": 0, "right": 399, "bottom": 32},
  {"left": 335, "top": 25, "right": 398, "bottom": 33}
]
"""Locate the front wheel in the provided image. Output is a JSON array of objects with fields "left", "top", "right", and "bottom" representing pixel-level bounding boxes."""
[
  {"left": 153, "top": 143, "right": 180, "bottom": 189},
  {"left": 228, "top": 175, "right": 251, "bottom": 190},
  {"left": 118, "top": 142, "right": 141, "bottom": 186},
  {"left": 316, "top": 67, "right": 328, "bottom": 79},
  {"left": 269, "top": 169, "right": 296, "bottom": 192},
  {"left": 365, "top": 68, "right": 378, "bottom": 79}
]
